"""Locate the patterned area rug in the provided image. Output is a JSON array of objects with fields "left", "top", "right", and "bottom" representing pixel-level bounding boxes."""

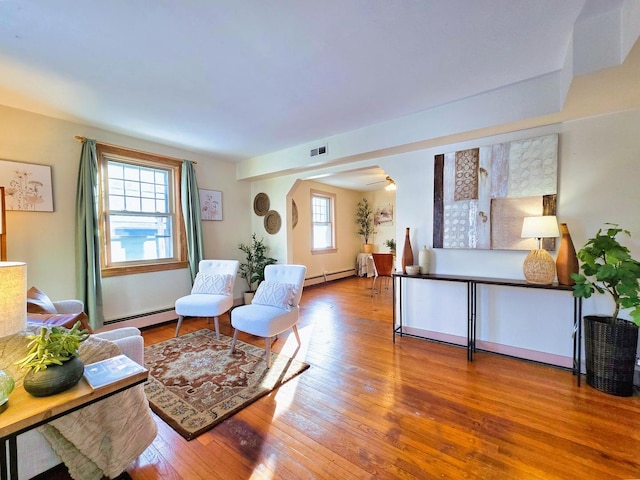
[{"left": 143, "top": 329, "right": 310, "bottom": 440}]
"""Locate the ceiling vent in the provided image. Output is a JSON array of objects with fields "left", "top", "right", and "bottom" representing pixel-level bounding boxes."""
[{"left": 310, "top": 144, "right": 328, "bottom": 157}]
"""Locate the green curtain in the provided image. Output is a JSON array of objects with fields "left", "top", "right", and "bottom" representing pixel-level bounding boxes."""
[
  {"left": 182, "top": 160, "right": 204, "bottom": 283},
  {"left": 75, "top": 139, "right": 104, "bottom": 329}
]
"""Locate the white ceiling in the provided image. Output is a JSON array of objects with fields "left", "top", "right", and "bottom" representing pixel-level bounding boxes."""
[{"left": 0, "top": 1, "right": 632, "bottom": 190}]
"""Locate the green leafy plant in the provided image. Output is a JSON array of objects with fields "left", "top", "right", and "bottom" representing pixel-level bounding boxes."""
[
  {"left": 571, "top": 224, "right": 640, "bottom": 326},
  {"left": 15, "top": 321, "right": 90, "bottom": 373},
  {"left": 355, "top": 198, "right": 376, "bottom": 244},
  {"left": 238, "top": 233, "right": 277, "bottom": 292},
  {"left": 384, "top": 238, "right": 396, "bottom": 255}
]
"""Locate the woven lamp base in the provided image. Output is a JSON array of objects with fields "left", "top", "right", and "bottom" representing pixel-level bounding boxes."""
[{"left": 523, "top": 249, "right": 556, "bottom": 285}]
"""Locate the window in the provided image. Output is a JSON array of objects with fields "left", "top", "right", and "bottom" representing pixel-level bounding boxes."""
[
  {"left": 311, "top": 190, "right": 336, "bottom": 252},
  {"left": 97, "top": 144, "right": 187, "bottom": 276}
]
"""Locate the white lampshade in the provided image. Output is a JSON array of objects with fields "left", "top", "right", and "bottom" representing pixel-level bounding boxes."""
[
  {"left": 0, "top": 262, "right": 26, "bottom": 337},
  {"left": 521, "top": 215, "right": 559, "bottom": 239},
  {"left": 520, "top": 216, "right": 558, "bottom": 284}
]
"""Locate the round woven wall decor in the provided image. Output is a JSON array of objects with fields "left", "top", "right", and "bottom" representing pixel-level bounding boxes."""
[
  {"left": 264, "top": 210, "right": 281, "bottom": 234},
  {"left": 292, "top": 200, "right": 298, "bottom": 229},
  {"left": 253, "top": 193, "right": 270, "bottom": 216}
]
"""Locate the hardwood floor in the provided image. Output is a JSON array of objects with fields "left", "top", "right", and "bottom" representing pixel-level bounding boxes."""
[{"left": 58, "top": 276, "right": 640, "bottom": 479}]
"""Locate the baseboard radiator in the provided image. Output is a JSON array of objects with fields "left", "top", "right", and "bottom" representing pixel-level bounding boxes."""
[
  {"left": 102, "top": 308, "right": 177, "bottom": 331},
  {"left": 305, "top": 268, "right": 355, "bottom": 287},
  {"left": 100, "top": 269, "right": 355, "bottom": 331}
]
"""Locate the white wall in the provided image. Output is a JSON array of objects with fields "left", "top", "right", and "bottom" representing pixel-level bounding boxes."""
[
  {"left": 369, "top": 188, "right": 396, "bottom": 254},
  {"left": 246, "top": 175, "right": 365, "bottom": 282},
  {"left": 381, "top": 109, "right": 640, "bottom": 365},
  {"left": 4, "top": 101, "right": 640, "bottom": 365},
  {"left": 291, "top": 180, "right": 364, "bottom": 280},
  {"left": 0, "top": 105, "right": 250, "bottom": 321}
]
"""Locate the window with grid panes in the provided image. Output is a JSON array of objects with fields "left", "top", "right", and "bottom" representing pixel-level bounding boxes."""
[
  {"left": 97, "top": 144, "right": 187, "bottom": 276},
  {"left": 311, "top": 191, "right": 336, "bottom": 252}
]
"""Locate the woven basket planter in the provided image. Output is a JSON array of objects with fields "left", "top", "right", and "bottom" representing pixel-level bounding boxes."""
[{"left": 584, "top": 315, "right": 638, "bottom": 396}]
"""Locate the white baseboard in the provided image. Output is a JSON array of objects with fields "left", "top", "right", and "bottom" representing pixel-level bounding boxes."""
[
  {"left": 396, "top": 326, "right": 574, "bottom": 369},
  {"left": 99, "top": 309, "right": 178, "bottom": 331}
]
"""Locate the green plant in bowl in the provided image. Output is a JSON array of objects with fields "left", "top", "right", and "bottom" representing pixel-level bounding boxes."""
[{"left": 15, "top": 321, "right": 90, "bottom": 373}]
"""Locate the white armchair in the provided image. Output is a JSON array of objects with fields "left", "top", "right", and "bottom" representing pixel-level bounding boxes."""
[
  {"left": 174, "top": 259, "right": 240, "bottom": 338},
  {"left": 26, "top": 287, "right": 92, "bottom": 331},
  {"left": 230, "top": 264, "right": 307, "bottom": 367},
  {"left": 94, "top": 327, "right": 145, "bottom": 366},
  {"left": 50, "top": 299, "right": 84, "bottom": 314}
]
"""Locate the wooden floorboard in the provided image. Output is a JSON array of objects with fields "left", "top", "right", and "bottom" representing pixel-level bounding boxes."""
[{"left": 50, "top": 276, "right": 640, "bottom": 479}]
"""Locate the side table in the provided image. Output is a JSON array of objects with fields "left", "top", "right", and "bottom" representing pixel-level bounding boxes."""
[
  {"left": 356, "top": 253, "right": 375, "bottom": 277},
  {"left": 0, "top": 369, "right": 148, "bottom": 480}
]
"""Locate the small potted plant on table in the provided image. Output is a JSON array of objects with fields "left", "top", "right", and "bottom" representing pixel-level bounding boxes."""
[
  {"left": 384, "top": 238, "right": 396, "bottom": 256},
  {"left": 16, "top": 321, "right": 89, "bottom": 397},
  {"left": 571, "top": 224, "right": 640, "bottom": 396}
]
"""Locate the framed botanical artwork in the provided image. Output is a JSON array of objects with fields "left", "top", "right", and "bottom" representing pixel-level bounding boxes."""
[
  {"left": 199, "top": 189, "right": 222, "bottom": 221},
  {"left": 0, "top": 159, "right": 54, "bottom": 212}
]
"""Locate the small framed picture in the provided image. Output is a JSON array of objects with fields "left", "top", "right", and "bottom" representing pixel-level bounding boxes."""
[
  {"left": 199, "top": 189, "right": 222, "bottom": 221},
  {"left": 374, "top": 204, "right": 394, "bottom": 226},
  {"left": 0, "top": 159, "right": 54, "bottom": 212}
]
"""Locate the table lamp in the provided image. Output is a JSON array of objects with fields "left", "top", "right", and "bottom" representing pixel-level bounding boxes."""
[
  {"left": 521, "top": 216, "right": 559, "bottom": 284},
  {"left": 0, "top": 261, "right": 27, "bottom": 337}
]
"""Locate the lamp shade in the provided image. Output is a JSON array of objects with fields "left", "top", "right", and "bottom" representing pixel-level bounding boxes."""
[
  {"left": 0, "top": 262, "right": 26, "bottom": 337},
  {"left": 521, "top": 215, "right": 559, "bottom": 239}
]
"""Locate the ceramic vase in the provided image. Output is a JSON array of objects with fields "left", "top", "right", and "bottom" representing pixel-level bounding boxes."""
[
  {"left": 418, "top": 245, "right": 430, "bottom": 274},
  {"left": 556, "top": 223, "right": 579, "bottom": 286},
  {"left": 0, "top": 369, "right": 14, "bottom": 413},
  {"left": 23, "top": 356, "right": 84, "bottom": 397},
  {"left": 401, "top": 227, "right": 414, "bottom": 273}
]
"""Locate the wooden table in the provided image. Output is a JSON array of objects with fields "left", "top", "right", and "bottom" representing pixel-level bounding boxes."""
[
  {"left": 392, "top": 272, "right": 583, "bottom": 384},
  {"left": 0, "top": 369, "right": 148, "bottom": 480}
]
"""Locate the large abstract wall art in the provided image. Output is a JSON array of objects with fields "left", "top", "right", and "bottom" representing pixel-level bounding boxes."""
[{"left": 433, "top": 133, "right": 558, "bottom": 251}]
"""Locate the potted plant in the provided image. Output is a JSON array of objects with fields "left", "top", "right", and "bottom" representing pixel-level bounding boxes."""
[
  {"left": 571, "top": 224, "right": 640, "bottom": 396},
  {"left": 356, "top": 198, "right": 376, "bottom": 253},
  {"left": 384, "top": 238, "right": 396, "bottom": 255},
  {"left": 15, "top": 321, "right": 90, "bottom": 397},
  {"left": 238, "top": 233, "right": 277, "bottom": 304}
]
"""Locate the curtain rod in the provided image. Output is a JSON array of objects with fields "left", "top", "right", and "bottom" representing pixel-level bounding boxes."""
[{"left": 74, "top": 136, "right": 197, "bottom": 164}]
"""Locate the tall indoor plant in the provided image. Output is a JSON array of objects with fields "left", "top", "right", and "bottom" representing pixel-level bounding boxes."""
[
  {"left": 571, "top": 224, "right": 640, "bottom": 396},
  {"left": 238, "top": 233, "right": 277, "bottom": 303},
  {"left": 355, "top": 198, "right": 376, "bottom": 253}
]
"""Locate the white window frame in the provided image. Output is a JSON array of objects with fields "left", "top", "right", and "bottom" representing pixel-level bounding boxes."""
[
  {"left": 310, "top": 190, "right": 337, "bottom": 253},
  {"left": 97, "top": 144, "right": 187, "bottom": 277}
]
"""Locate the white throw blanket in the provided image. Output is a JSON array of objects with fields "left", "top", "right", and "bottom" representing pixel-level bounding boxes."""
[{"left": 0, "top": 325, "right": 157, "bottom": 480}]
